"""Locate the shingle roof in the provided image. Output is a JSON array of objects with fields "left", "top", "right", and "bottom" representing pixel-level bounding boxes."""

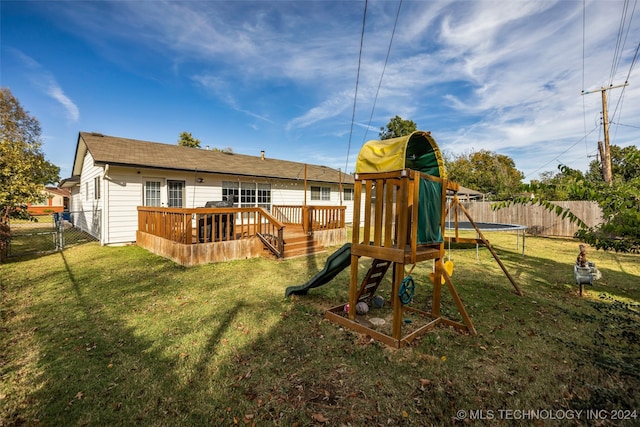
[{"left": 72, "top": 132, "right": 353, "bottom": 184}]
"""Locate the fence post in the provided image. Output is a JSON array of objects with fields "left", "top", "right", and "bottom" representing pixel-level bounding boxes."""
[{"left": 58, "top": 216, "right": 64, "bottom": 250}]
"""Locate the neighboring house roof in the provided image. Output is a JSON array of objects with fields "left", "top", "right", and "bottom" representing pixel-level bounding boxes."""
[
  {"left": 59, "top": 176, "right": 79, "bottom": 189},
  {"left": 69, "top": 132, "right": 354, "bottom": 185},
  {"left": 44, "top": 187, "right": 71, "bottom": 198},
  {"left": 456, "top": 185, "right": 484, "bottom": 197}
]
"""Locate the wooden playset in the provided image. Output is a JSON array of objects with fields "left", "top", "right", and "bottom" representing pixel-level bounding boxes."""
[{"left": 323, "top": 131, "right": 521, "bottom": 347}]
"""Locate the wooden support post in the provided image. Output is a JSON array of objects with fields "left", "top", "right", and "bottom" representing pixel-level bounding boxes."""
[
  {"left": 441, "top": 265, "right": 477, "bottom": 335},
  {"left": 455, "top": 200, "right": 524, "bottom": 296},
  {"left": 432, "top": 259, "right": 442, "bottom": 317},
  {"left": 349, "top": 253, "right": 359, "bottom": 321},
  {"left": 392, "top": 262, "right": 404, "bottom": 340}
]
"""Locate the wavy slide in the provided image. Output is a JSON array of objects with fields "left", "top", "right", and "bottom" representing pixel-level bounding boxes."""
[{"left": 285, "top": 243, "right": 351, "bottom": 297}]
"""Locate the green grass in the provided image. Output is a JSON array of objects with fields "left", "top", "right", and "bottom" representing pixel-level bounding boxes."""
[{"left": 1, "top": 233, "right": 639, "bottom": 426}]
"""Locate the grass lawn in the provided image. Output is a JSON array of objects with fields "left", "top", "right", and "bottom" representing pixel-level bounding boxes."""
[{"left": 1, "top": 232, "right": 639, "bottom": 426}]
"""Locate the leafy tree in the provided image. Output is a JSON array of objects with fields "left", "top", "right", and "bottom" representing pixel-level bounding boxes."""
[
  {"left": 494, "top": 148, "right": 640, "bottom": 253},
  {"left": 178, "top": 131, "right": 201, "bottom": 148},
  {"left": 445, "top": 149, "right": 524, "bottom": 200},
  {"left": 211, "top": 146, "right": 233, "bottom": 153},
  {"left": 379, "top": 116, "right": 417, "bottom": 140},
  {"left": 527, "top": 166, "right": 587, "bottom": 201},
  {"left": 0, "top": 88, "right": 60, "bottom": 220},
  {"left": 586, "top": 144, "right": 640, "bottom": 183}
]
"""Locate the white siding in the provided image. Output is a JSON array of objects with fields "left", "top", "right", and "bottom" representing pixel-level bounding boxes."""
[
  {"left": 71, "top": 152, "right": 103, "bottom": 241},
  {"left": 73, "top": 161, "right": 356, "bottom": 245}
]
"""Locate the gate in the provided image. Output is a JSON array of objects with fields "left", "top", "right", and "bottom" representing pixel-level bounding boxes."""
[{"left": 6, "top": 211, "right": 98, "bottom": 257}]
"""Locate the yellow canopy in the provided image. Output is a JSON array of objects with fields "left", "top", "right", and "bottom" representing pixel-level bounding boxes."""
[{"left": 355, "top": 130, "right": 446, "bottom": 178}]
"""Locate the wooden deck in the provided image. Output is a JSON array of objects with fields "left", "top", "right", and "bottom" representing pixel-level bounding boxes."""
[{"left": 137, "top": 206, "right": 347, "bottom": 264}]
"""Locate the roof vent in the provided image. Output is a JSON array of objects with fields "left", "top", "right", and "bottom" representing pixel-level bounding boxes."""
[
  {"left": 90, "top": 132, "right": 104, "bottom": 137},
  {"left": 261, "top": 150, "right": 265, "bottom": 160}
]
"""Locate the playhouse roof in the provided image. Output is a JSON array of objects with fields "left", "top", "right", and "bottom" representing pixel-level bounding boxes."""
[{"left": 355, "top": 130, "right": 446, "bottom": 178}]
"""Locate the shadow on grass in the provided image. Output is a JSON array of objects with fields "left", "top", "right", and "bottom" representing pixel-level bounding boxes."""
[{"left": 4, "top": 238, "right": 639, "bottom": 426}]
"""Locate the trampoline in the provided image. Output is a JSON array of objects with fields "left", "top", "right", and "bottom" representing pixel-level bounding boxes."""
[{"left": 445, "top": 221, "right": 527, "bottom": 256}]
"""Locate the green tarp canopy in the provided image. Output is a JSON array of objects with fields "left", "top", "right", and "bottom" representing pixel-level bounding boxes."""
[{"left": 355, "top": 131, "right": 445, "bottom": 244}]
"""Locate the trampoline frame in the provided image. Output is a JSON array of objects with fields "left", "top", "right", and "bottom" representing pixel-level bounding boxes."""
[{"left": 445, "top": 221, "right": 527, "bottom": 256}]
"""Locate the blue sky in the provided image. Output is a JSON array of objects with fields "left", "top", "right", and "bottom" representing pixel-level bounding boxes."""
[{"left": 2, "top": 1, "right": 639, "bottom": 182}]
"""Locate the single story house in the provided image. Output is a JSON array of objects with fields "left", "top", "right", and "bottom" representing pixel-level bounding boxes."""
[
  {"left": 60, "top": 132, "right": 355, "bottom": 246},
  {"left": 26, "top": 186, "right": 70, "bottom": 215},
  {"left": 454, "top": 185, "right": 485, "bottom": 202}
]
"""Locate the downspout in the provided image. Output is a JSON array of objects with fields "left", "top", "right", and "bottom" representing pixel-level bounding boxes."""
[{"left": 102, "top": 164, "right": 109, "bottom": 245}]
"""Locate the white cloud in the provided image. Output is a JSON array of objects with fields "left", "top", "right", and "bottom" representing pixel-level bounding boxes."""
[
  {"left": 33, "top": 0, "right": 640, "bottom": 180},
  {"left": 12, "top": 49, "right": 79, "bottom": 122},
  {"left": 45, "top": 79, "right": 79, "bottom": 122}
]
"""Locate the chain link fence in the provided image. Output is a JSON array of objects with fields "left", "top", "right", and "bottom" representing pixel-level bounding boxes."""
[{"left": 6, "top": 211, "right": 99, "bottom": 257}]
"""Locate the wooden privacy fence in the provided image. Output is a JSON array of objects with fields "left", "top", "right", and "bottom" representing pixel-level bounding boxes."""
[
  {"left": 272, "top": 205, "right": 346, "bottom": 234},
  {"left": 451, "top": 201, "right": 603, "bottom": 237}
]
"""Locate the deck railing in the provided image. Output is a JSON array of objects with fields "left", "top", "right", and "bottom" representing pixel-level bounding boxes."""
[
  {"left": 137, "top": 206, "right": 285, "bottom": 257},
  {"left": 272, "top": 205, "right": 346, "bottom": 234}
]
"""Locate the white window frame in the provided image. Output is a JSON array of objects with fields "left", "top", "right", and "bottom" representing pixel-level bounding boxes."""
[
  {"left": 311, "top": 186, "right": 331, "bottom": 201},
  {"left": 143, "top": 179, "right": 163, "bottom": 207},
  {"left": 94, "top": 176, "right": 101, "bottom": 200},
  {"left": 167, "top": 180, "right": 185, "bottom": 208}
]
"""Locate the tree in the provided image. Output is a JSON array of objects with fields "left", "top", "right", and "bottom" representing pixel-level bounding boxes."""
[
  {"left": 527, "top": 166, "right": 586, "bottom": 201},
  {"left": 586, "top": 144, "right": 640, "bottom": 183},
  {"left": 178, "top": 131, "right": 201, "bottom": 148},
  {"left": 445, "top": 150, "right": 524, "bottom": 200},
  {"left": 379, "top": 116, "right": 417, "bottom": 140},
  {"left": 494, "top": 147, "right": 640, "bottom": 253},
  {"left": 0, "top": 88, "right": 60, "bottom": 220}
]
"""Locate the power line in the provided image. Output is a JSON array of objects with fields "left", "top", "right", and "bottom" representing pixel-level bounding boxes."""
[
  {"left": 361, "top": 0, "right": 403, "bottom": 144},
  {"left": 582, "top": 0, "right": 589, "bottom": 157},
  {"left": 608, "top": 0, "right": 631, "bottom": 85},
  {"left": 345, "top": 0, "right": 368, "bottom": 174},
  {"left": 524, "top": 125, "right": 599, "bottom": 180},
  {"left": 607, "top": 0, "right": 636, "bottom": 143},
  {"left": 610, "top": 120, "right": 640, "bottom": 129}
]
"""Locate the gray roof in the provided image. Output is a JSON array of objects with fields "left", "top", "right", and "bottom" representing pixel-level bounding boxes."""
[
  {"left": 71, "top": 132, "right": 353, "bottom": 184},
  {"left": 456, "top": 185, "right": 484, "bottom": 196}
]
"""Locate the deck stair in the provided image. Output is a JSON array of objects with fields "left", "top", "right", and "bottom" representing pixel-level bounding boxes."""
[{"left": 282, "top": 232, "right": 326, "bottom": 259}]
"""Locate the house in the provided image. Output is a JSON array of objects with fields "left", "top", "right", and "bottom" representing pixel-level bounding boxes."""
[
  {"left": 26, "top": 187, "right": 70, "bottom": 215},
  {"left": 59, "top": 132, "right": 355, "bottom": 247},
  {"left": 453, "top": 185, "right": 485, "bottom": 202}
]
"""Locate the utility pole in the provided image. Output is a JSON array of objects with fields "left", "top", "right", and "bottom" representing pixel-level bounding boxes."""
[{"left": 582, "top": 82, "right": 629, "bottom": 185}]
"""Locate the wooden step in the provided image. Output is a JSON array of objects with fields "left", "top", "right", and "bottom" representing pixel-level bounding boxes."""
[{"left": 283, "top": 235, "right": 326, "bottom": 259}]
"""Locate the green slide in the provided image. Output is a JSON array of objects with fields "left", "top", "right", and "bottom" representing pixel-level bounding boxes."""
[{"left": 285, "top": 243, "right": 351, "bottom": 297}]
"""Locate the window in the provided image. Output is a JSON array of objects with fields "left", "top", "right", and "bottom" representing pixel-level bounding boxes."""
[
  {"left": 257, "top": 183, "right": 271, "bottom": 211},
  {"left": 222, "top": 181, "right": 239, "bottom": 204},
  {"left": 167, "top": 180, "right": 185, "bottom": 208},
  {"left": 311, "top": 186, "right": 331, "bottom": 201},
  {"left": 223, "top": 181, "right": 271, "bottom": 211},
  {"left": 94, "top": 177, "right": 101, "bottom": 200},
  {"left": 144, "top": 181, "right": 161, "bottom": 207},
  {"left": 343, "top": 187, "right": 354, "bottom": 201},
  {"left": 240, "top": 183, "right": 256, "bottom": 207}
]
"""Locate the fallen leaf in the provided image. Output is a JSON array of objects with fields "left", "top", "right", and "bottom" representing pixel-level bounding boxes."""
[
  {"left": 402, "top": 410, "right": 409, "bottom": 418},
  {"left": 312, "top": 413, "right": 329, "bottom": 423},
  {"left": 75, "top": 391, "right": 84, "bottom": 400},
  {"left": 419, "top": 378, "right": 432, "bottom": 386}
]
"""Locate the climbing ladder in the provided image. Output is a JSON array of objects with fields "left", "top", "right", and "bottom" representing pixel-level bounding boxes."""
[{"left": 356, "top": 259, "right": 391, "bottom": 301}]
